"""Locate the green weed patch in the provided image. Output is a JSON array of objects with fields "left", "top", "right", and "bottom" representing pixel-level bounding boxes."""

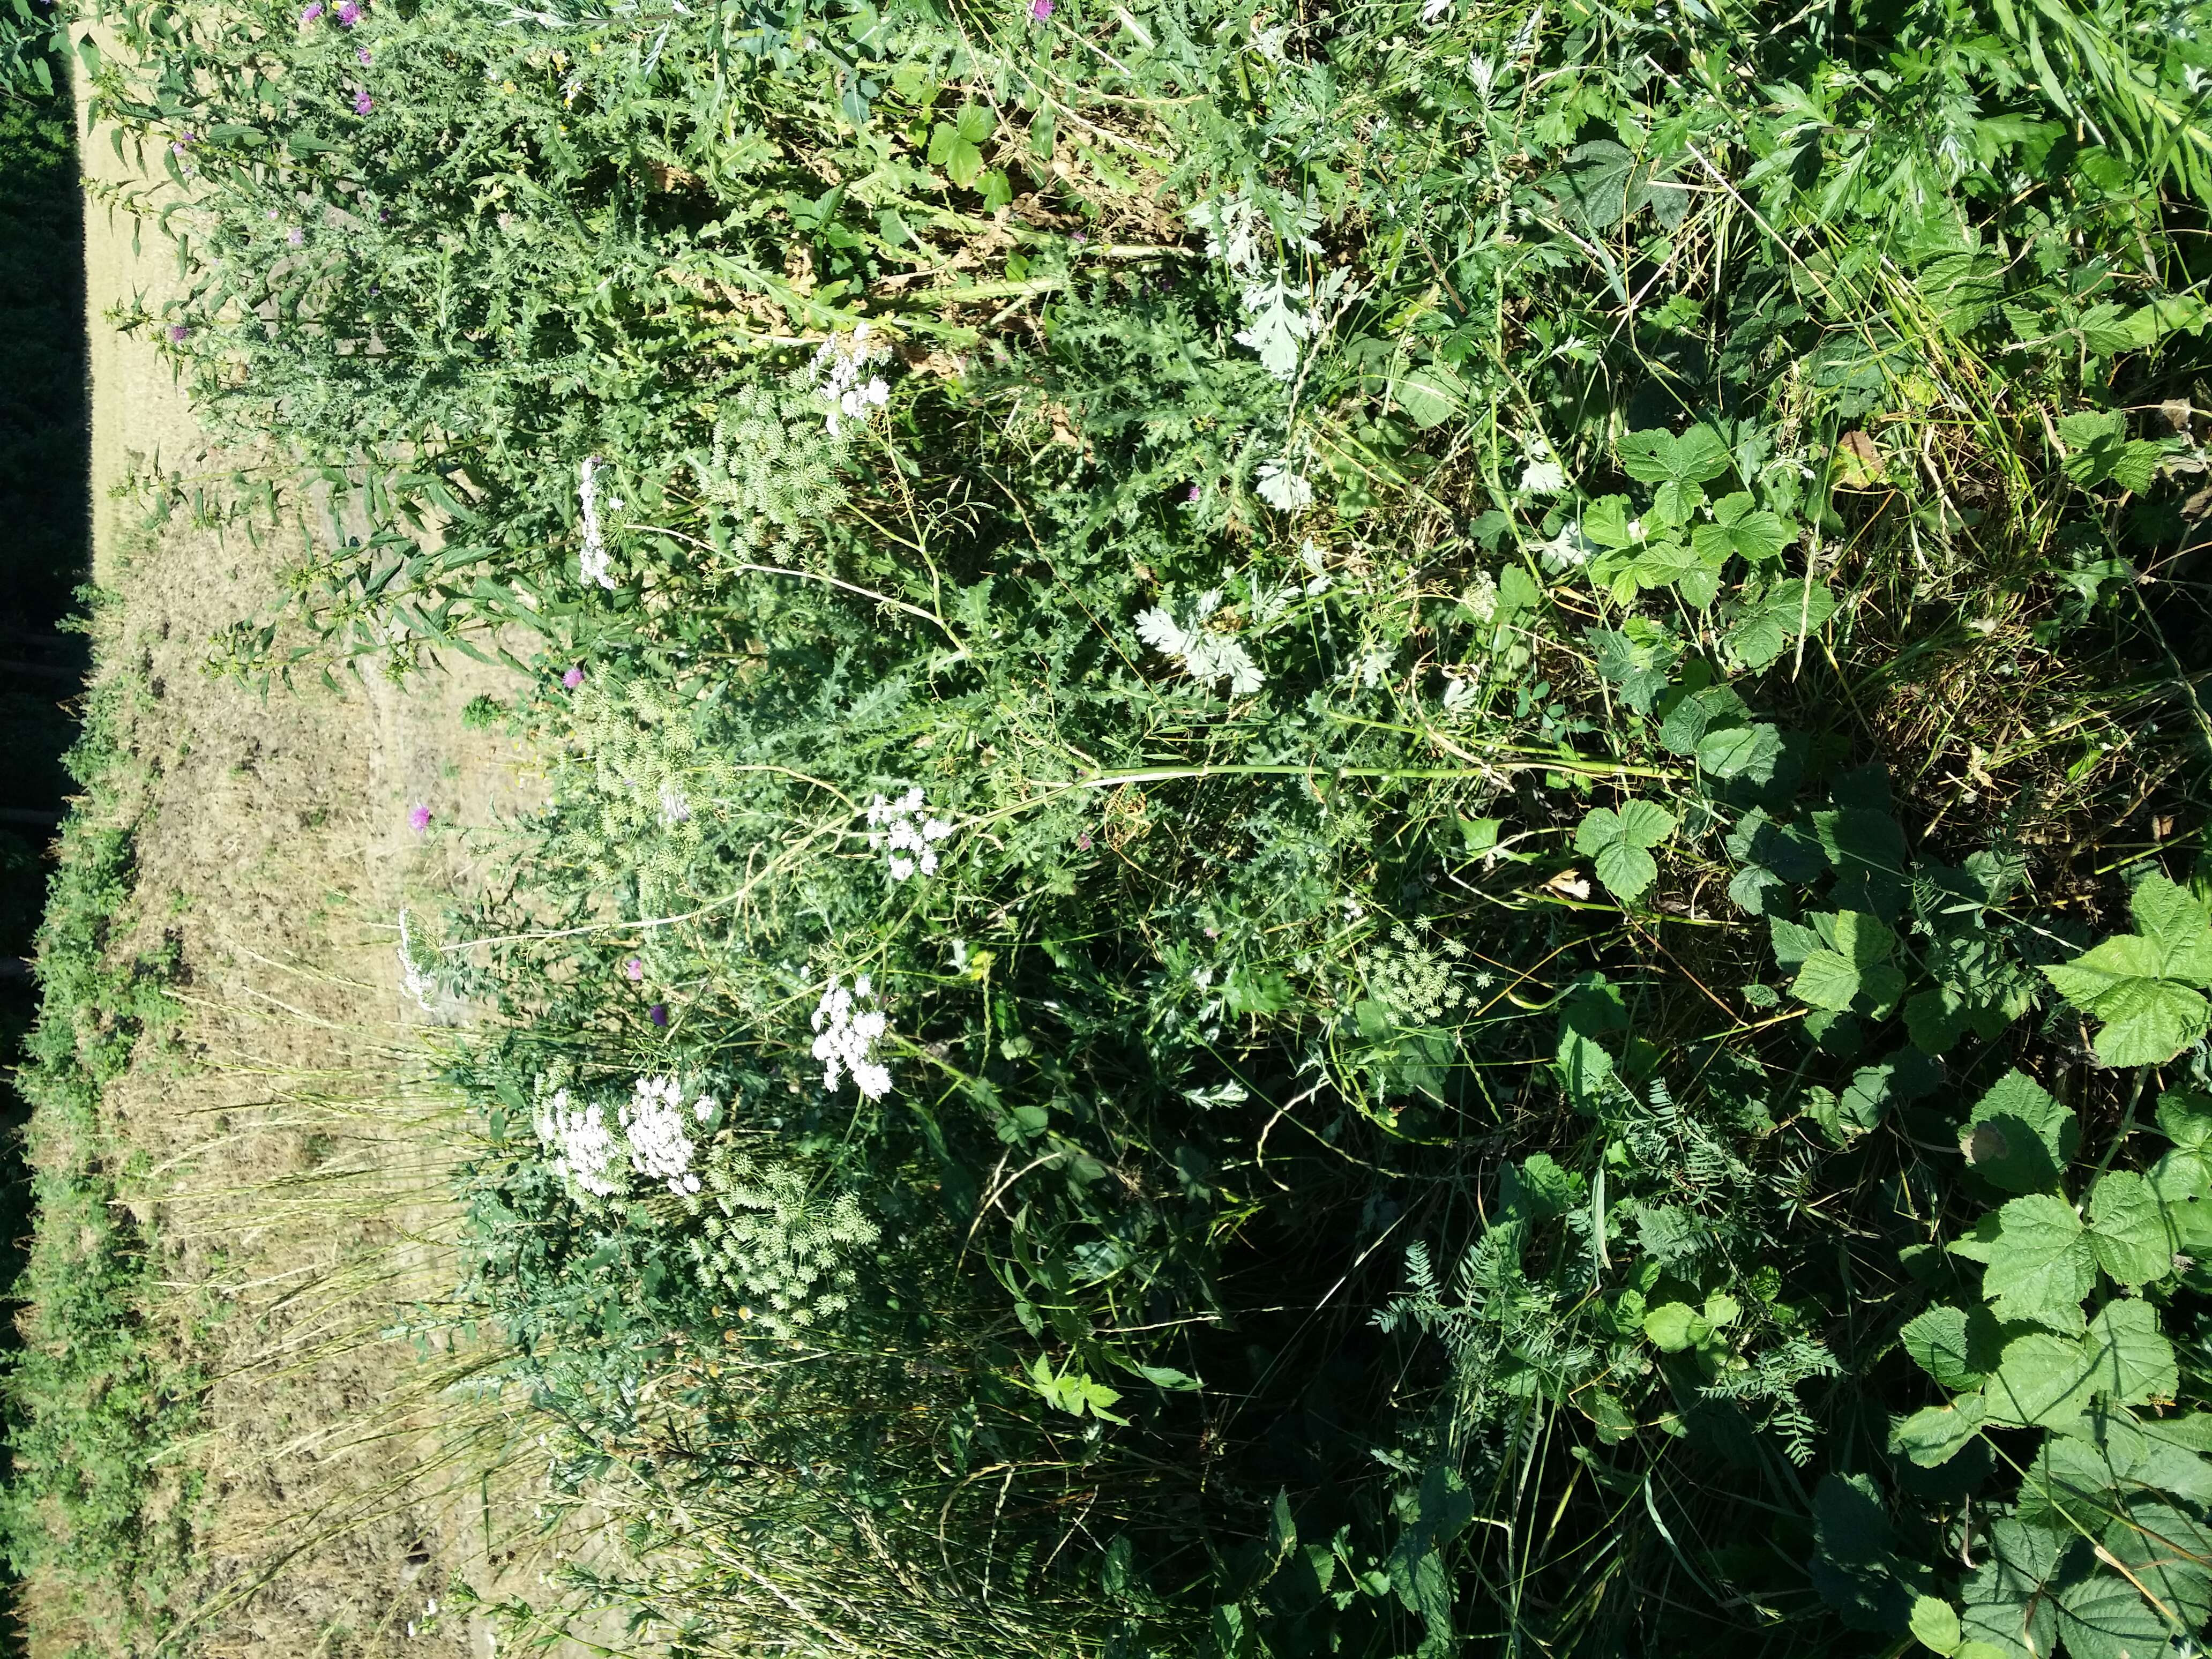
[
  {"left": 10, "top": 0, "right": 2212, "bottom": 1651},
  {"left": 1, "top": 649, "right": 199, "bottom": 1648}
]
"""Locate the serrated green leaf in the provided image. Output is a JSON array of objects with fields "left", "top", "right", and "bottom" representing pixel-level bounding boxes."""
[
  {"left": 1643, "top": 1301, "right": 1708, "bottom": 1351},
  {"left": 1891, "top": 1395, "right": 1987, "bottom": 1467},
  {"left": 1959, "top": 1518, "right": 2070, "bottom": 1659},
  {"left": 1618, "top": 424, "right": 1731, "bottom": 489},
  {"left": 1593, "top": 842, "right": 1657, "bottom": 901},
  {"left": 1984, "top": 1196, "right": 2096, "bottom": 1331},
  {"left": 2088, "top": 1171, "right": 2176, "bottom": 1287},
  {"left": 1988, "top": 1331, "right": 2095, "bottom": 1427},
  {"left": 1900, "top": 1305, "right": 1989, "bottom": 1392},
  {"left": 1962, "top": 1070, "right": 2080, "bottom": 1194},
  {"left": 1695, "top": 721, "right": 1781, "bottom": 780},
  {"left": 2103, "top": 1503, "right": 2212, "bottom": 1633},
  {"left": 2081, "top": 1298, "right": 2176, "bottom": 1406},
  {"left": 2052, "top": 1570, "right": 2169, "bottom": 1659},
  {"left": 1910, "top": 1594, "right": 1963, "bottom": 1654},
  {"left": 1793, "top": 950, "right": 1862, "bottom": 1011}
]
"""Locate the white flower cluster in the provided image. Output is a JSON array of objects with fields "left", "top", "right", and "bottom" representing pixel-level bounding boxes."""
[
  {"left": 535, "top": 1088, "right": 624, "bottom": 1197},
  {"left": 619, "top": 1073, "right": 717, "bottom": 1194},
  {"left": 865, "top": 786, "right": 953, "bottom": 881},
  {"left": 812, "top": 975, "right": 893, "bottom": 1100},
  {"left": 536, "top": 1076, "right": 719, "bottom": 1198},
  {"left": 810, "top": 323, "right": 892, "bottom": 436},
  {"left": 578, "top": 455, "right": 616, "bottom": 590}
]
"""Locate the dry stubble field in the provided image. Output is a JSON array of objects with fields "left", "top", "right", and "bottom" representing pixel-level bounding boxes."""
[{"left": 24, "top": 65, "right": 615, "bottom": 1659}]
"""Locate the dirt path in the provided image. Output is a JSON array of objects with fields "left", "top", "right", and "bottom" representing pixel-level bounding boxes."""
[{"left": 48, "top": 61, "right": 550, "bottom": 1659}]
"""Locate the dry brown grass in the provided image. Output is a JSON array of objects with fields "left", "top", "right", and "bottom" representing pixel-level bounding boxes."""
[{"left": 19, "top": 49, "right": 627, "bottom": 1659}]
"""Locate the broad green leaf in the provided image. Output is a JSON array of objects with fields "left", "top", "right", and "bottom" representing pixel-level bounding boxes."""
[
  {"left": 1695, "top": 721, "right": 1781, "bottom": 780},
  {"left": 1395, "top": 365, "right": 1465, "bottom": 428},
  {"left": 2127, "top": 875, "right": 2212, "bottom": 983},
  {"left": 1961, "top": 1070, "right": 2079, "bottom": 1194},
  {"left": 1643, "top": 1301, "right": 1708, "bottom": 1352},
  {"left": 2087, "top": 1171, "right": 2175, "bottom": 1287},
  {"left": 1899, "top": 1305, "right": 1990, "bottom": 1391},
  {"left": 2044, "top": 877, "right": 2212, "bottom": 1064},
  {"left": 2051, "top": 1570, "right": 2170, "bottom": 1659},
  {"left": 2103, "top": 1503, "right": 2212, "bottom": 1633},
  {"left": 1727, "top": 579, "right": 1838, "bottom": 670},
  {"left": 1909, "top": 1595, "right": 1963, "bottom": 1654},
  {"left": 1793, "top": 950, "right": 1863, "bottom": 1011},
  {"left": 2081, "top": 1298, "right": 2176, "bottom": 1406},
  {"left": 1983, "top": 1195, "right": 2096, "bottom": 1331},
  {"left": 1575, "top": 802, "right": 1675, "bottom": 902},
  {"left": 1987, "top": 1331, "right": 2095, "bottom": 1428},
  {"left": 1691, "top": 491, "right": 1792, "bottom": 567},
  {"left": 1890, "top": 1395, "right": 1986, "bottom": 1467},
  {"left": 2144, "top": 1148, "right": 2212, "bottom": 1250},
  {"left": 1593, "top": 843, "right": 1656, "bottom": 901},
  {"left": 2155, "top": 1087, "right": 2212, "bottom": 1153},
  {"left": 1959, "top": 1518, "right": 2070, "bottom": 1659},
  {"left": 1618, "top": 424, "right": 1731, "bottom": 489}
]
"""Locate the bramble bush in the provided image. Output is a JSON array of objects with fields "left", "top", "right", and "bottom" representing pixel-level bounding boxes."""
[{"left": 11, "top": 0, "right": 2212, "bottom": 1652}]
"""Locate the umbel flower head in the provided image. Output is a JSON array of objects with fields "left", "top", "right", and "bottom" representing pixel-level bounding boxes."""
[
  {"left": 811, "top": 975, "right": 893, "bottom": 1099},
  {"left": 809, "top": 324, "right": 892, "bottom": 436},
  {"left": 535, "top": 1088, "right": 623, "bottom": 1197},
  {"left": 536, "top": 1076, "right": 718, "bottom": 1197},
  {"left": 619, "top": 1074, "right": 715, "bottom": 1194},
  {"left": 865, "top": 786, "right": 953, "bottom": 881}
]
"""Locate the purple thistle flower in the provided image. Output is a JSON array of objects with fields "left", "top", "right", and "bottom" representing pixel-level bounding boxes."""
[
  {"left": 336, "top": 0, "right": 360, "bottom": 23},
  {"left": 168, "top": 324, "right": 189, "bottom": 342},
  {"left": 1186, "top": 483, "right": 1201, "bottom": 502},
  {"left": 301, "top": 0, "right": 322, "bottom": 19},
  {"left": 624, "top": 956, "right": 644, "bottom": 981},
  {"left": 1075, "top": 830, "right": 1092, "bottom": 850},
  {"left": 353, "top": 88, "right": 373, "bottom": 115},
  {"left": 287, "top": 226, "right": 304, "bottom": 246},
  {"left": 356, "top": 45, "right": 371, "bottom": 63},
  {"left": 648, "top": 1003, "right": 669, "bottom": 1028},
  {"left": 562, "top": 663, "right": 584, "bottom": 690},
  {"left": 1029, "top": 0, "right": 1052, "bottom": 16},
  {"left": 408, "top": 802, "right": 430, "bottom": 833}
]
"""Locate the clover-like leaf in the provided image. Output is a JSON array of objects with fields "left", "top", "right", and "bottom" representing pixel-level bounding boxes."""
[
  {"left": 927, "top": 103, "right": 995, "bottom": 189},
  {"left": 1574, "top": 799, "right": 1676, "bottom": 902},
  {"left": 1691, "top": 490, "right": 1792, "bottom": 569}
]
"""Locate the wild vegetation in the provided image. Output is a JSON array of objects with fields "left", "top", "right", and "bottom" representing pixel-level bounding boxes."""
[{"left": 8, "top": 0, "right": 2212, "bottom": 1653}]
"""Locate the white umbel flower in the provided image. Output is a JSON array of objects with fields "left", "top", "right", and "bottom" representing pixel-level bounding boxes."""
[
  {"left": 810, "top": 324, "right": 893, "bottom": 436},
  {"left": 811, "top": 975, "right": 893, "bottom": 1100},
  {"left": 535, "top": 1088, "right": 624, "bottom": 1197},
  {"left": 620, "top": 1074, "right": 709, "bottom": 1194},
  {"left": 865, "top": 786, "right": 954, "bottom": 881}
]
